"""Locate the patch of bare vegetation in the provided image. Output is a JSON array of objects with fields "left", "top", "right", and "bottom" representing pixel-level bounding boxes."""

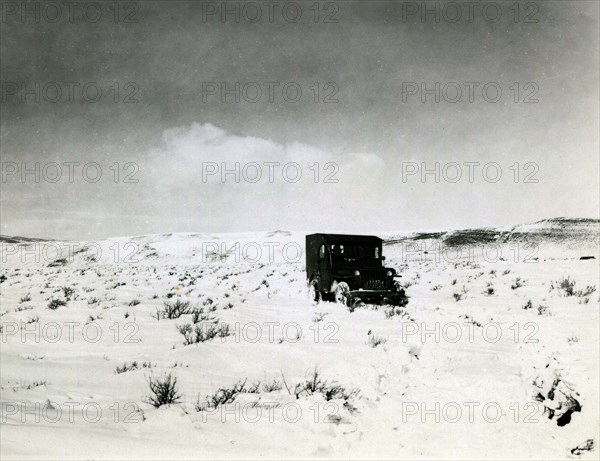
[
  {"left": 177, "top": 322, "right": 230, "bottom": 345},
  {"left": 551, "top": 277, "right": 596, "bottom": 298},
  {"left": 154, "top": 299, "right": 192, "bottom": 320},
  {"left": 145, "top": 373, "right": 182, "bottom": 408}
]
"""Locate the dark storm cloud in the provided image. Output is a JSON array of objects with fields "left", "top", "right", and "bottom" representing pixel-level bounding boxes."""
[{"left": 1, "top": 0, "right": 598, "bottom": 239}]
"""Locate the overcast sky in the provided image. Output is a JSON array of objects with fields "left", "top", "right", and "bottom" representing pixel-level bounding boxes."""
[{"left": 1, "top": 0, "right": 598, "bottom": 240}]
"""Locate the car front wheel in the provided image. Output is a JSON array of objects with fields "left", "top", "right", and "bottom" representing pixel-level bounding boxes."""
[{"left": 334, "top": 282, "right": 351, "bottom": 306}]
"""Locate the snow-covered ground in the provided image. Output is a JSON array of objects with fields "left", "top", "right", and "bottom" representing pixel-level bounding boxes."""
[{"left": 1, "top": 219, "right": 598, "bottom": 460}]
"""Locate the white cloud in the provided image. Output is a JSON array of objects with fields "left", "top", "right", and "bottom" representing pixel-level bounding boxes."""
[{"left": 144, "top": 123, "right": 388, "bottom": 233}]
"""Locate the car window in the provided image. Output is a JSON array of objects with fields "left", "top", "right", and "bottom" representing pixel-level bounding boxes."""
[
  {"left": 319, "top": 244, "right": 325, "bottom": 259},
  {"left": 328, "top": 243, "right": 379, "bottom": 259},
  {"left": 331, "top": 244, "right": 344, "bottom": 257}
]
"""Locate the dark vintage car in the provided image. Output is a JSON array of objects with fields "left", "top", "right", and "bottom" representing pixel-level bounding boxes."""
[{"left": 305, "top": 233, "right": 407, "bottom": 306}]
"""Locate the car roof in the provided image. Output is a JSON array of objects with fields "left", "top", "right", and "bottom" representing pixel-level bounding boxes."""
[{"left": 306, "top": 233, "right": 383, "bottom": 243}]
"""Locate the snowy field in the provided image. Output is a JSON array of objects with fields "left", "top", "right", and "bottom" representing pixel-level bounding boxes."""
[{"left": 1, "top": 219, "right": 598, "bottom": 460}]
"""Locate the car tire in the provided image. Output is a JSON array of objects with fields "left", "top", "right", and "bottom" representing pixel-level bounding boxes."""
[{"left": 308, "top": 279, "right": 321, "bottom": 303}]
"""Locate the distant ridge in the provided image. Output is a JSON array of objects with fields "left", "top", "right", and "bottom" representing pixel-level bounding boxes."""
[
  {"left": 0, "top": 235, "right": 52, "bottom": 244},
  {"left": 384, "top": 218, "right": 600, "bottom": 249},
  {"left": 1, "top": 218, "right": 598, "bottom": 247}
]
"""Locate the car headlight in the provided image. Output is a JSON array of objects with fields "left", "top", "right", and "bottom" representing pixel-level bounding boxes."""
[
  {"left": 386, "top": 270, "right": 394, "bottom": 277},
  {"left": 354, "top": 270, "right": 361, "bottom": 276}
]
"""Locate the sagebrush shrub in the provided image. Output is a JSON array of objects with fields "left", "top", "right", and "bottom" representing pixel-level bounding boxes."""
[
  {"left": 145, "top": 373, "right": 182, "bottom": 408},
  {"left": 177, "top": 322, "right": 230, "bottom": 345},
  {"left": 48, "top": 299, "right": 66, "bottom": 310},
  {"left": 575, "top": 285, "right": 596, "bottom": 298},
  {"left": 263, "top": 379, "right": 282, "bottom": 392},
  {"left": 294, "top": 368, "right": 359, "bottom": 402},
  {"left": 156, "top": 299, "right": 191, "bottom": 320},
  {"left": 62, "top": 286, "right": 75, "bottom": 299},
  {"left": 557, "top": 277, "right": 576, "bottom": 296},
  {"left": 19, "top": 294, "right": 32, "bottom": 303},
  {"left": 368, "top": 334, "right": 387, "bottom": 348},
  {"left": 511, "top": 278, "right": 525, "bottom": 290},
  {"left": 115, "top": 361, "right": 138, "bottom": 374},
  {"left": 552, "top": 277, "right": 596, "bottom": 298},
  {"left": 191, "top": 308, "right": 204, "bottom": 323},
  {"left": 195, "top": 379, "right": 257, "bottom": 411}
]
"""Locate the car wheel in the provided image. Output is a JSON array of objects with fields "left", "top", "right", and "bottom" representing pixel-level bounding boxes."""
[
  {"left": 334, "top": 282, "right": 350, "bottom": 306},
  {"left": 308, "top": 280, "right": 321, "bottom": 303}
]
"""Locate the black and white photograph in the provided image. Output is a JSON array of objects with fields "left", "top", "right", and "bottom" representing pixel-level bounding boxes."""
[{"left": 0, "top": 0, "right": 599, "bottom": 459}]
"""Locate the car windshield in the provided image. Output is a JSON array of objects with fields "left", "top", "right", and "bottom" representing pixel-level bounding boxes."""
[{"left": 330, "top": 243, "right": 379, "bottom": 259}]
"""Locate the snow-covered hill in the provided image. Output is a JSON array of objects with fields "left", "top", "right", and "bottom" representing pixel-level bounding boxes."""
[
  {"left": 1, "top": 219, "right": 598, "bottom": 459},
  {"left": 383, "top": 218, "right": 599, "bottom": 260}
]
